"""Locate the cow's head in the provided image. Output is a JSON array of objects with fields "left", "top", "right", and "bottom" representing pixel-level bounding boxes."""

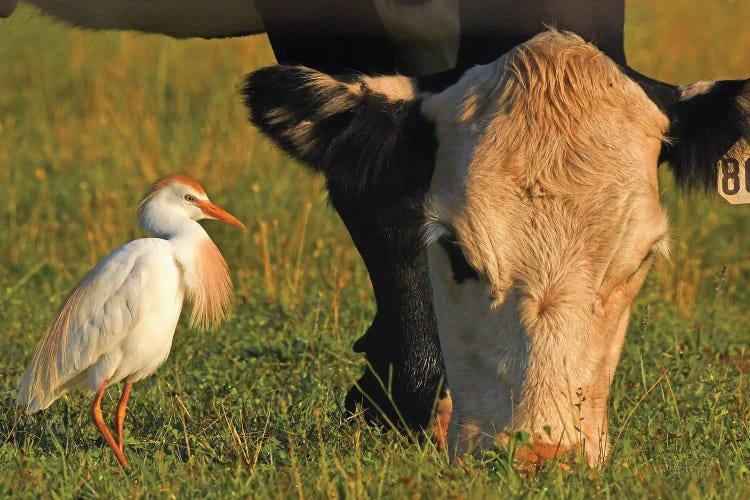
[{"left": 243, "top": 30, "right": 750, "bottom": 465}]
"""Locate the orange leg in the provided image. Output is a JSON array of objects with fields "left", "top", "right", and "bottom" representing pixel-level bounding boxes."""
[
  {"left": 115, "top": 382, "right": 133, "bottom": 453},
  {"left": 432, "top": 392, "right": 453, "bottom": 451},
  {"left": 91, "top": 379, "right": 129, "bottom": 468}
]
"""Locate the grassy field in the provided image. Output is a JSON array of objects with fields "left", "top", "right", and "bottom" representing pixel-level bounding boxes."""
[{"left": 1, "top": 1, "right": 750, "bottom": 497}]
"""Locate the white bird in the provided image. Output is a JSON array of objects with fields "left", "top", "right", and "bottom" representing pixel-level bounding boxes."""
[{"left": 16, "top": 174, "right": 245, "bottom": 468}]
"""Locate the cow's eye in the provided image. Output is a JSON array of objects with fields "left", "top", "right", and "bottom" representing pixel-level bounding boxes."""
[
  {"left": 639, "top": 249, "right": 656, "bottom": 270},
  {"left": 625, "top": 250, "right": 654, "bottom": 283},
  {"left": 438, "top": 235, "right": 479, "bottom": 284}
]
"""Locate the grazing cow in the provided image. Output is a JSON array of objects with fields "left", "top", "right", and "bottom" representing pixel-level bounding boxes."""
[
  {"left": 8, "top": 0, "right": 710, "bottom": 447},
  {"left": 242, "top": 30, "right": 750, "bottom": 464},
  {"left": 249, "top": 0, "right": 628, "bottom": 439}
]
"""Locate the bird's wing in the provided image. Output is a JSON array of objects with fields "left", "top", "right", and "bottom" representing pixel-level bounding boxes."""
[{"left": 17, "top": 238, "right": 178, "bottom": 412}]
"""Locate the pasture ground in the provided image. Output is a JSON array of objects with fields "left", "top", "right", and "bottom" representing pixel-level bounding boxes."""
[{"left": 1, "top": 1, "right": 750, "bottom": 497}]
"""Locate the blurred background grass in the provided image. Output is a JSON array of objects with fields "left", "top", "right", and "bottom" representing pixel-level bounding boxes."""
[{"left": 0, "top": 0, "right": 749, "bottom": 497}]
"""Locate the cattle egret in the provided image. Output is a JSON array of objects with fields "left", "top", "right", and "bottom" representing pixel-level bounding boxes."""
[{"left": 16, "top": 174, "right": 245, "bottom": 468}]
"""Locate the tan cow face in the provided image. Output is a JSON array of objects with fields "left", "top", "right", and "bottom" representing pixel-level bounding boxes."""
[{"left": 421, "top": 31, "right": 671, "bottom": 464}]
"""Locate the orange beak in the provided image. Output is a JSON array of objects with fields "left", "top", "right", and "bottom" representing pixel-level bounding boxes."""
[{"left": 197, "top": 201, "right": 246, "bottom": 229}]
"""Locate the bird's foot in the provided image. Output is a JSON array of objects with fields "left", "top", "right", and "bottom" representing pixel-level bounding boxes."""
[{"left": 432, "top": 391, "right": 452, "bottom": 451}]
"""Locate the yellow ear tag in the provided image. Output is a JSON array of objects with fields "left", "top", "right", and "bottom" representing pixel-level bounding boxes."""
[{"left": 718, "top": 138, "right": 750, "bottom": 204}]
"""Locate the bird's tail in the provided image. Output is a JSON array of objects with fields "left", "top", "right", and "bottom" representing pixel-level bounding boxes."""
[
  {"left": 16, "top": 286, "right": 87, "bottom": 413},
  {"left": 16, "top": 365, "right": 51, "bottom": 413},
  {"left": 16, "top": 366, "right": 47, "bottom": 413}
]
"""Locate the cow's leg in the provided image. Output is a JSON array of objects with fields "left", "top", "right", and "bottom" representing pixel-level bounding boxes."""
[
  {"left": 256, "top": 0, "right": 399, "bottom": 75},
  {"left": 330, "top": 190, "right": 449, "bottom": 438}
]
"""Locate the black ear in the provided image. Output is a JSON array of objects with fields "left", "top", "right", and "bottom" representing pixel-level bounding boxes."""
[
  {"left": 664, "top": 79, "right": 750, "bottom": 190},
  {"left": 241, "top": 66, "right": 437, "bottom": 200}
]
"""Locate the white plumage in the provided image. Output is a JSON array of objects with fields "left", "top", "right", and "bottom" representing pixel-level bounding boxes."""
[{"left": 16, "top": 174, "right": 244, "bottom": 468}]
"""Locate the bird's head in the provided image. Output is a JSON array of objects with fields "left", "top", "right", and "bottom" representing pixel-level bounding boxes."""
[{"left": 139, "top": 174, "right": 245, "bottom": 238}]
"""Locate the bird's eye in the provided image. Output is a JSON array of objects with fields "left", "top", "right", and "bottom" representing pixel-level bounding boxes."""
[{"left": 184, "top": 194, "right": 196, "bottom": 203}]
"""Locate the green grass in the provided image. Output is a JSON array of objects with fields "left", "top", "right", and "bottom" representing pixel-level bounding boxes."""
[{"left": 1, "top": 1, "right": 750, "bottom": 497}]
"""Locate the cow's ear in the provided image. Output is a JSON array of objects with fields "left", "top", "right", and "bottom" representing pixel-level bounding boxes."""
[
  {"left": 664, "top": 79, "right": 750, "bottom": 190},
  {"left": 241, "top": 65, "right": 437, "bottom": 200}
]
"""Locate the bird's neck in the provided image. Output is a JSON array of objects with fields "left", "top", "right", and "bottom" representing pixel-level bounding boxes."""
[
  {"left": 139, "top": 204, "right": 232, "bottom": 329},
  {"left": 140, "top": 204, "right": 209, "bottom": 241},
  {"left": 164, "top": 223, "right": 233, "bottom": 332}
]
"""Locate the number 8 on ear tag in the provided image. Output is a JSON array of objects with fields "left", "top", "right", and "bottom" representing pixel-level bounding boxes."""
[{"left": 718, "top": 138, "right": 750, "bottom": 204}]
